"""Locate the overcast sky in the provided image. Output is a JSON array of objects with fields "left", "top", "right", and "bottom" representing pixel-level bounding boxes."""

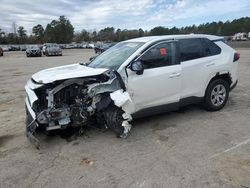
[{"left": 0, "top": 0, "right": 250, "bottom": 33}]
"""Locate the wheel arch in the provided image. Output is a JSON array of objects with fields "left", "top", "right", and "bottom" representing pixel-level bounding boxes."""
[{"left": 204, "top": 71, "right": 232, "bottom": 96}]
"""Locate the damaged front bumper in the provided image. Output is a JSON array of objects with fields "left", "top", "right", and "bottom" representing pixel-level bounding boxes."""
[
  {"left": 24, "top": 68, "right": 135, "bottom": 148},
  {"left": 25, "top": 97, "right": 40, "bottom": 149}
]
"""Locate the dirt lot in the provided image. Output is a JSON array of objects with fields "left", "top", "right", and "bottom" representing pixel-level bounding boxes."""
[
  {"left": 228, "top": 41, "right": 250, "bottom": 49},
  {"left": 0, "top": 49, "right": 250, "bottom": 188}
]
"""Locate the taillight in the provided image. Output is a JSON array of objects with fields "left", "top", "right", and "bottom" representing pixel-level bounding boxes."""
[{"left": 233, "top": 52, "right": 240, "bottom": 62}]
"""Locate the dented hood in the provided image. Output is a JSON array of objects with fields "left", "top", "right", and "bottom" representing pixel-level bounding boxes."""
[{"left": 32, "top": 64, "right": 108, "bottom": 84}]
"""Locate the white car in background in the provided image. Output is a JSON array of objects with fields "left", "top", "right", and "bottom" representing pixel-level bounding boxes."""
[
  {"left": 42, "top": 43, "right": 62, "bottom": 56},
  {"left": 25, "top": 34, "right": 239, "bottom": 148},
  {"left": 86, "top": 43, "right": 95, "bottom": 48}
]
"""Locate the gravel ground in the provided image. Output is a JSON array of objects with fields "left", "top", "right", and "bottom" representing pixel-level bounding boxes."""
[{"left": 0, "top": 49, "right": 249, "bottom": 188}]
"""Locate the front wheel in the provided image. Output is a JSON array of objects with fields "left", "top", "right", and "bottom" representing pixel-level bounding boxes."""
[
  {"left": 204, "top": 79, "right": 229, "bottom": 111},
  {"left": 103, "top": 105, "right": 131, "bottom": 138},
  {"left": 103, "top": 105, "right": 124, "bottom": 137}
]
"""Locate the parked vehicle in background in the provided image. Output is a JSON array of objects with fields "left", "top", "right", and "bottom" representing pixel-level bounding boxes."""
[
  {"left": 59, "top": 44, "right": 66, "bottom": 49},
  {"left": 94, "top": 43, "right": 116, "bottom": 54},
  {"left": 20, "top": 45, "right": 27, "bottom": 51},
  {"left": 42, "top": 43, "right": 49, "bottom": 55},
  {"left": 0, "top": 47, "right": 3, "bottom": 56},
  {"left": 25, "top": 34, "right": 239, "bottom": 147},
  {"left": 86, "top": 43, "right": 95, "bottom": 49},
  {"left": 1, "top": 46, "right": 10, "bottom": 51},
  {"left": 65, "top": 44, "right": 75, "bottom": 49},
  {"left": 43, "top": 43, "right": 62, "bottom": 56},
  {"left": 26, "top": 45, "right": 42, "bottom": 57},
  {"left": 232, "top": 33, "right": 248, "bottom": 41},
  {"left": 9, "top": 45, "right": 20, "bottom": 51}
]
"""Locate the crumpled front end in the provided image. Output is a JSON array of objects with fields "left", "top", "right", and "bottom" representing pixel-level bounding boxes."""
[
  {"left": 25, "top": 69, "right": 135, "bottom": 148},
  {"left": 25, "top": 79, "right": 42, "bottom": 148}
]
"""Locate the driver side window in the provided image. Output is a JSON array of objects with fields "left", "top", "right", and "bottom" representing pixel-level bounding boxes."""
[{"left": 139, "top": 42, "right": 176, "bottom": 69}]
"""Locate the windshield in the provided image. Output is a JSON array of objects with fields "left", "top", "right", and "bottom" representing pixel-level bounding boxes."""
[{"left": 88, "top": 42, "right": 144, "bottom": 70}]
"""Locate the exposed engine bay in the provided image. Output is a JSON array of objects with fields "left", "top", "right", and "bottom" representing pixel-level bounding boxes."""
[{"left": 25, "top": 68, "right": 133, "bottom": 148}]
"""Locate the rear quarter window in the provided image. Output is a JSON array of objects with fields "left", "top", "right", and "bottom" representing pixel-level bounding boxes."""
[{"left": 202, "top": 38, "right": 221, "bottom": 56}]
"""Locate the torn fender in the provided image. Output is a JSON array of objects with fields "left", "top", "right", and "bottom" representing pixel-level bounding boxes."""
[{"left": 110, "top": 89, "right": 135, "bottom": 114}]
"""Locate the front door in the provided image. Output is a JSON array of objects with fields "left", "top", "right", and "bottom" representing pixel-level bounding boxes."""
[{"left": 127, "top": 41, "right": 181, "bottom": 112}]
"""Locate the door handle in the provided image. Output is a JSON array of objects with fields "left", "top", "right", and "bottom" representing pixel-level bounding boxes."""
[
  {"left": 206, "top": 62, "right": 215, "bottom": 67},
  {"left": 169, "top": 72, "right": 181, "bottom": 78}
]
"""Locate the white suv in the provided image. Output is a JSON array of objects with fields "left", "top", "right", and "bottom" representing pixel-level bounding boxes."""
[{"left": 25, "top": 34, "right": 239, "bottom": 147}]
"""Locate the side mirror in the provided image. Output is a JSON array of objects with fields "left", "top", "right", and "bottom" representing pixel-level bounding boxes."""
[{"left": 130, "top": 61, "right": 144, "bottom": 75}]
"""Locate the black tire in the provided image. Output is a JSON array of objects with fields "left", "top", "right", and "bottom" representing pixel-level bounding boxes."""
[
  {"left": 26, "top": 53, "right": 29, "bottom": 57},
  {"left": 204, "top": 79, "right": 229, "bottom": 111},
  {"left": 103, "top": 105, "right": 124, "bottom": 137}
]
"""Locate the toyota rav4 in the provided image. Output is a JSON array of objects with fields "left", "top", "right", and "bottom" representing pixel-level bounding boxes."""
[{"left": 25, "top": 34, "right": 239, "bottom": 147}]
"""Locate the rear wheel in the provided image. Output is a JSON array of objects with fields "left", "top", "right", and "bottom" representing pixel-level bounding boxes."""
[{"left": 204, "top": 79, "right": 229, "bottom": 111}]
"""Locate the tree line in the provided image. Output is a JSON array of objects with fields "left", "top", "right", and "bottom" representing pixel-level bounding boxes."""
[{"left": 1, "top": 16, "right": 250, "bottom": 44}]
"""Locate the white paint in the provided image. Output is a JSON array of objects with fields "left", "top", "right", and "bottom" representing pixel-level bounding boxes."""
[
  {"left": 126, "top": 34, "right": 223, "bottom": 43},
  {"left": 25, "top": 97, "right": 36, "bottom": 119},
  {"left": 110, "top": 89, "right": 131, "bottom": 107},
  {"left": 110, "top": 89, "right": 135, "bottom": 114},
  {"left": 127, "top": 64, "right": 181, "bottom": 111},
  {"left": 122, "top": 113, "right": 132, "bottom": 121},
  {"left": 120, "top": 121, "right": 132, "bottom": 138},
  {"left": 110, "top": 91, "right": 133, "bottom": 138},
  {"left": 32, "top": 64, "right": 108, "bottom": 84},
  {"left": 121, "top": 35, "right": 237, "bottom": 111},
  {"left": 210, "top": 139, "right": 250, "bottom": 158},
  {"left": 25, "top": 34, "right": 238, "bottom": 133},
  {"left": 25, "top": 85, "right": 38, "bottom": 106}
]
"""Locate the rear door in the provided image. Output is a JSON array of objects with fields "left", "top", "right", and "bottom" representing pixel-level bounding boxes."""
[
  {"left": 179, "top": 38, "right": 221, "bottom": 99},
  {"left": 127, "top": 41, "right": 181, "bottom": 111}
]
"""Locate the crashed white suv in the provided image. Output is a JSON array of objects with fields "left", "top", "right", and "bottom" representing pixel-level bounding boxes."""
[{"left": 25, "top": 34, "right": 239, "bottom": 147}]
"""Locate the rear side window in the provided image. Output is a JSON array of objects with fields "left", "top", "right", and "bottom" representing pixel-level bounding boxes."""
[
  {"left": 139, "top": 42, "right": 176, "bottom": 69},
  {"left": 179, "top": 38, "right": 204, "bottom": 62},
  {"left": 202, "top": 38, "right": 221, "bottom": 56}
]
